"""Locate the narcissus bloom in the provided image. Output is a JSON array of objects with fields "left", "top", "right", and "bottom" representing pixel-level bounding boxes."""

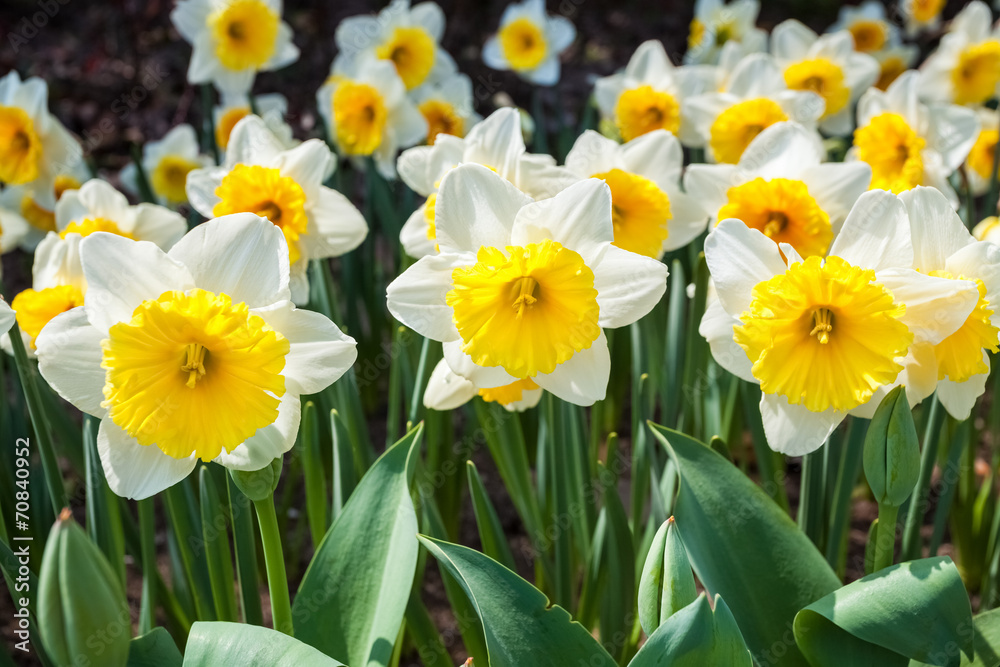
[
  {"left": 187, "top": 115, "right": 367, "bottom": 303},
  {"left": 120, "top": 125, "right": 213, "bottom": 207},
  {"left": 482, "top": 0, "right": 576, "bottom": 86},
  {"left": 0, "top": 160, "right": 88, "bottom": 250},
  {"left": 771, "top": 20, "right": 879, "bottom": 135},
  {"left": 920, "top": 1, "right": 1000, "bottom": 106},
  {"left": 213, "top": 92, "right": 293, "bottom": 152},
  {"left": 850, "top": 71, "right": 978, "bottom": 202},
  {"left": 423, "top": 358, "right": 543, "bottom": 412},
  {"left": 387, "top": 164, "right": 667, "bottom": 406},
  {"left": 965, "top": 106, "right": 1000, "bottom": 196},
  {"left": 411, "top": 72, "right": 482, "bottom": 145},
  {"left": 685, "top": 0, "right": 766, "bottom": 66},
  {"left": 171, "top": 0, "right": 299, "bottom": 93},
  {"left": 334, "top": 0, "right": 456, "bottom": 92},
  {"left": 35, "top": 215, "right": 357, "bottom": 499},
  {"left": 564, "top": 130, "right": 708, "bottom": 258},
  {"left": 398, "top": 108, "right": 575, "bottom": 258},
  {"left": 700, "top": 190, "right": 979, "bottom": 454},
  {"left": 873, "top": 45, "right": 919, "bottom": 91},
  {"left": 974, "top": 216, "right": 1000, "bottom": 243},
  {"left": 828, "top": 1, "right": 900, "bottom": 54},
  {"left": 684, "top": 122, "right": 871, "bottom": 258},
  {"left": 901, "top": 0, "right": 947, "bottom": 37},
  {"left": 683, "top": 53, "right": 825, "bottom": 164}
]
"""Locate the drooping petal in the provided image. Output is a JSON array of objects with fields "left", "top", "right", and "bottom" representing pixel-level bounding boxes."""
[
  {"left": 98, "top": 419, "right": 197, "bottom": 500},
  {"left": 759, "top": 392, "right": 842, "bottom": 456},
  {"left": 423, "top": 358, "right": 477, "bottom": 410},
  {"left": 532, "top": 330, "right": 610, "bottom": 405},
  {"left": 703, "top": 219, "right": 787, "bottom": 316},
  {"left": 592, "top": 246, "right": 668, "bottom": 328},
  {"left": 386, "top": 253, "right": 469, "bottom": 342},
  {"left": 215, "top": 394, "right": 301, "bottom": 471},
  {"left": 35, "top": 308, "right": 108, "bottom": 417}
]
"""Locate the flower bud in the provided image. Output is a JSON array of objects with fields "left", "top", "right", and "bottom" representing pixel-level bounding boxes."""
[{"left": 863, "top": 385, "right": 920, "bottom": 507}]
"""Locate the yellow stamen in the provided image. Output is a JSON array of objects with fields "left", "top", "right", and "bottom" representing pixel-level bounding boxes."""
[
  {"left": 152, "top": 155, "right": 200, "bottom": 204},
  {"left": 499, "top": 17, "right": 548, "bottom": 71},
  {"left": 420, "top": 100, "right": 465, "bottom": 144},
  {"left": 849, "top": 19, "right": 888, "bottom": 52},
  {"left": 615, "top": 86, "right": 680, "bottom": 142},
  {"left": 332, "top": 81, "right": 388, "bottom": 156},
  {"left": 208, "top": 0, "right": 279, "bottom": 71},
  {"left": 784, "top": 58, "right": 850, "bottom": 119},
  {"left": 376, "top": 26, "right": 436, "bottom": 90},
  {"left": 854, "top": 112, "right": 925, "bottom": 193}
]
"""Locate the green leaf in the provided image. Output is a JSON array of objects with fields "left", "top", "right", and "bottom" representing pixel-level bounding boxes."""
[
  {"left": 910, "top": 608, "right": 1000, "bottom": 667},
  {"left": 638, "top": 518, "right": 697, "bottom": 636},
  {"left": 628, "top": 594, "right": 752, "bottom": 666},
  {"left": 293, "top": 424, "right": 423, "bottom": 666},
  {"left": 649, "top": 423, "right": 840, "bottom": 667},
  {"left": 127, "top": 628, "right": 182, "bottom": 667},
  {"left": 419, "top": 535, "right": 616, "bottom": 667},
  {"left": 182, "top": 622, "right": 344, "bottom": 666},
  {"left": 795, "top": 557, "right": 973, "bottom": 667},
  {"left": 466, "top": 461, "right": 516, "bottom": 571}
]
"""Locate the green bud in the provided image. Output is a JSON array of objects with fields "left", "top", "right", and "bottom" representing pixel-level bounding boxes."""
[
  {"left": 863, "top": 385, "right": 920, "bottom": 507},
  {"left": 229, "top": 456, "right": 283, "bottom": 501},
  {"left": 39, "top": 509, "right": 131, "bottom": 667},
  {"left": 638, "top": 517, "right": 697, "bottom": 636}
]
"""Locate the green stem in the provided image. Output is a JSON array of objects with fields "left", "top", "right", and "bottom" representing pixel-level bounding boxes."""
[
  {"left": 254, "top": 495, "right": 293, "bottom": 635},
  {"left": 873, "top": 503, "right": 899, "bottom": 573},
  {"left": 137, "top": 497, "right": 156, "bottom": 634},
  {"left": 226, "top": 474, "right": 263, "bottom": 625},
  {"left": 200, "top": 84, "right": 220, "bottom": 164},
  {"left": 901, "top": 397, "right": 945, "bottom": 561}
]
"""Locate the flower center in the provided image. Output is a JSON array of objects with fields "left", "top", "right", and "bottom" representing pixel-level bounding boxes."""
[
  {"left": 419, "top": 99, "right": 464, "bottom": 145},
  {"left": 913, "top": 0, "right": 946, "bottom": 22},
  {"left": 849, "top": 19, "right": 888, "bottom": 52},
  {"left": 479, "top": 377, "right": 540, "bottom": 404},
  {"left": 968, "top": 128, "right": 999, "bottom": 180},
  {"left": 19, "top": 174, "right": 78, "bottom": 233},
  {"left": 854, "top": 112, "right": 926, "bottom": 193},
  {"left": 709, "top": 98, "right": 789, "bottom": 164},
  {"left": 615, "top": 86, "right": 680, "bottom": 142},
  {"left": 926, "top": 270, "right": 1000, "bottom": 381},
  {"left": 735, "top": 255, "right": 912, "bottom": 413},
  {"left": 0, "top": 106, "right": 41, "bottom": 186},
  {"left": 877, "top": 56, "right": 907, "bottom": 91},
  {"left": 11, "top": 285, "right": 85, "bottom": 349},
  {"left": 332, "top": 81, "right": 388, "bottom": 156},
  {"left": 446, "top": 240, "right": 601, "bottom": 378},
  {"left": 208, "top": 0, "right": 279, "bottom": 70},
  {"left": 688, "top": 18, "right": 706, "bottom": 50},
  {"left": 591, "top": 168, "right": 672, "bottom": 258},
  {"left": 216, "top": 106, "right": 250, "bottom": 149},
  {"left": 101, "top": 288, "right": 289, "bottom": 461},
  {"left": 376, "top": 26, "right": 436, "bottom": 90},
  {"left": 719, "top": 177, "right": 832, "bottom": 258},
  {"left": 499, "top": 17, "right": 548, "bottom": 71},
  {"left": 953, "top": 40, "right": 1000, "bottom": 105},
  {"left": 60, "top": 217, "right": 134, "bottom": 239},
  {"left": 152, "top": 154, "right": 200, "bottom": 204},
  {"left": 784, "top": 58, "right": 850, "bottom": 118}
]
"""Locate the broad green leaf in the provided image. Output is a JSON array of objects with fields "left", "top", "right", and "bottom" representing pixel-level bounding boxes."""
[
  {"left": 649, "top": 423, "right": 840, "bottom": 667},
  {"left": 795, "top": 557, "right": 973, "bottom": 667},
  {"left": 418, "top": 535, "right": 616, "bottom": 667},
  {"left": 182, "top": 622, "right": 343, "bottom": 666},
  {"left": 127, "top": 628, "right": 181, "bottom": 667},
  {"left": 629, "top": 594, "right": 752, "bottom": 666},
  {"left": 910, "top": 608, "right": 1000, "bottom": 667},
  {"left": 293, "top": 424, "right": 423, "bottom": 666}
]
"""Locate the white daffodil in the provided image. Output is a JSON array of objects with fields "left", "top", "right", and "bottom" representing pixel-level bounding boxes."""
[
  {"left": 919, "top": 1, "right": 1000, "bottom": 106},
  {"left": 685, "top": 0, "right": 767, "bottom": 65},
  {"left": 564, "top": 129, "right": 708, "bottom": 258},
  {"left": 828, "top": 1, "right": 901, "bottom": 55},
  {"left": 482, "top": 0, "right": 575, "bottom": 86},
  {"left": 683, "top": 53, "right": 825, "bottom": 164},
  {"left": 334, "top": 0, "right": 456, "bottom": 92},
  {"left": 171, "top": 0, "right": 299, "bottom": 93},
  {"left": 397, "top": 108, "right": 575, "bottom": 258},
  {"left": 873, "top": 44, "right": 919, "bottom": 91},
  {"left": 387, "top": 164, "right": 668, "bottom": 406},
  {"left": 317, "top": 56, "right": 427, "bottom": 178},
  {"left": 35, "top": 215, "right": 357, "bottom": 499},
  {"left": 0, "top": 299, "right": 12, "bottom": 336},
  {"left": 684, "top": 122, "right": 871, "bottom": 258},
  {"left": 849, "top": 70, "right": 978, "bottom": 205},
  {"left": 965, "top": 107, "right": 1000, "bottom": 196},
  {"left": 593, "top": 40, "right": 717, "bottom": 145},
  {"left": 214, "top": 91, "right": 295, "bottom": 154},
  {"left": 901, "top": 0, "right": 947, "bottom": 37},
  {"left": 411, "top": 72, "right": 482, "bottom": 145},
  {"left": 0, "top": 159, "right": 89, "bottom": 251},
  {"left": 0, "top": 71, "right": 81, "bottom": 210},
  {"left": 120, "top": 125, "right": 213, "bottom": 207},
  {"left": 700, "top": 190, "right": 979, "bottom": 454},
  {"left": 423, "top": 358, "right": 543, "bottom": 412},
  {"left": 974, "top": 216, "right": 1000, "bottom": 243},
  {"left": 187, "top": 115, "right": 367, "bottom": 304},
  {"left": 892, "top": 187, "right": 1000, "bottom": 420},
  {"left": 770, "top": 20, "right": 879, "bottom": 135}
]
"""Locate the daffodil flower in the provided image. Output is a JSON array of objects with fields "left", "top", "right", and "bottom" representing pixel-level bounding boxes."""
[
  {"left": 873, "top": 45, "right": 919, "bottom": 91},
  {"left": 0, "top": 160, "right": 88, "bottom": 251},
  {"left": 423, "top": 358, "right": 543, "bottom": 412},
  {"left": 411, "top": 72, "right": 482, "bottom": 145},
  {"left": 398, "top": 108, "right": 576, "bottom": 258},
  {"left": 334, "top": 0, "right": 456, "bottom": 92},
  {"left": 120, "top": 125, "right": 213, "bottom": 207},
  {"left": 901, "top": 0, "right": 947, "bottom": 38},
  {"left": 564, "top": 129, "right": 709, "bottom": 258},
  {"left": 685, "top": 0, "right": 767, "bottom": 66},
  {"left": 966, "top": 106, "right": 1000, "bottom": 196},
  {"left": 828, "top": 1, "right": 900, "bottom": 55},
  {"left": 594, "top": 40, "right": 716, "bottom": 145},
  {"left": 213, "top": 92, "right": 294, "bottom": 154},
  {"left": 684, "top": 122, "right": 871, "bottom": 258},
  {"left": 0, "top": 299, "right": 12, "bottom": 336},
  {"left": 387, "top": 163, "right": 668, "bottom": 406},
  {"left": 683, "top": 53, "right": 825, "bottom": 164},
  {"left": 35, "top": 214, "right": 358, "bottom": 499},
  {"left": 482, "top": 0, "right": 576, "bottom": 86},
  {"left": 974, "top": 216, "right": 1000, "bottom": 243},
  {"left": 700, "top": 190, "right": 980, "bottom": 454},
  {"left": 920, "top": 1, "right": 1000, "bottom": 106},
  {"left": 317, "top": 57, "right": 427, "bottom": 178},
  {"left": 187, "top": 115, "right": 368, "bottom": 304},
  {"left": 771, "top": 20, "right": 879, "bottom": 135},
  {"left": 0, "top": 72, "right": 81, "bottom": 210},
  {"left": 171, "top": 0, "right": 299, "bottom": 93},
  {"left": 849, "top": 70, "right": 978, "bottom": 204}
]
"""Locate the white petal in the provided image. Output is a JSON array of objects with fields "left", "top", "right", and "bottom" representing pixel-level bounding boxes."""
[
  {"left": 546, "top": 15, "right": 576, "bottom": 53},
  {"left": 937, "top": 354, "right": 990, "bottom": 420},
  {"left": 511, "top": 178, "right": 613, "bottom": 265},
  {"left": 386, "top": 253, "right": 466, "bottom": 342},
  {"left": 273, "top": 139, "right": 334, "bottom": 199},
  {"left": 759, "top": 392, "right": 842, "bottom": 456},
  {"left": 35, "top": 308, "right": 108, "bottom": 417},
  {"left": 593, "top": 246, "right": 668, "bottom": 328},
  {"left": 131, "top": 204, "right": 187, "bottom": 249},
  {"left": 433, "top": 164, "right": 530, "bottom": 253},
  {"left": 532, "top": 330, "right": 610, "bottom": 406},
  {"left": 304, "top": 188, "right": 369, "bottom": 258},
  {"left": 899, "top": 186, "right": 974, "bottom": 270},
  {"left": 400, "top": 206, "right": 437, "bottom": 259},
  {"left": 215, "top": 395, "right": 300, "bottom": 471},
  {"left": 423, "top": 358, "right": 477, "bottom": 410},
  {"left": 828, "top": 190, "right": 912, "bottom": 271},
  {"left": 801, "top": 161, "right": 871, "bottom": 230},
  {"left": 703, "top": 219, "right": 786, "bottom": 316},
  {"left": 442, "top": 340, "right": 518, "bottom": 388},
  {"left": 736, "top": 122, "right": 823, "bottom": 181},
  {"left": 699, "top": 296, "right": 756, "bottom": 383},
  {"left": 99, "top": 419, "right": 197, "bottom": 500},
  {"left": 185, "top": 166, "right": 226, "bottom": 217},
  {"left": 876, "top": 268, "right": 979, "bottom": 345}
]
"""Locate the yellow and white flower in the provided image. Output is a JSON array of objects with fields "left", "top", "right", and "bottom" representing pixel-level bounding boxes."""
[
  {"left": 387, "top": 164, "right": 668, "bottom": 406},
  {"left": 398, "top": 108, "right": 575, "bottom": 258},
  {"left": 214, "top": 91, "right": 294, "bottom": 153},
  {"left": 482, "top": 0, "right": 576, "bottom": 86},
  {"left": 700, "top": 189, "right": 979, "bottom": 454},
  {"left": 685, "top": 0, "right": 767, "bottom": 66},
  {"left": 0, "top": 71, "right": 81, "bottom": 210},
  {"left": 35, "top": 215, "right": 357, "bottom": 499},
  {"left": 120, "top": 124, "right": 213, "bottom": 207},
  {"left": 683, "top": 53, "right": 825, "bottom": 163},
  {"left": 317, "top": 57, "right": 427, "bottom": 178},
  {"left": 964, "top": 107, "right": 1000, "bottom": 196},
  {"left": 564, "top": 129, "right": 709, "bottom": 257},
  {"left": 171, "top": 0, "right": 299, "bottom": 93},
  {"left": 974, "top": 215, "right": 1000, "bottom": 242},
  {"left": 334, "top": 0, "right": 456, "bottom": 92},
  {"left": 770, "top": 20, "right": 880, "bottom": 135},
  {"left": 593, "top": 40, "right": 716, "bottom": 145},
  {"left": 874, "top": 45, "right": 920, "bottom": 91},
  {"left": 187, "top": 115, "right": 368, "bottom": 304},
  {"left": 411, "top": 72, "right": 482, "bottom": 145},
  {"left": 828, "top": 1, "right": 900, "bottom": 54},
  {"left": 919, "top": 1, "right": 1000, "bottom": 106},
  {"left": 423, "top": 358, "right": 543, "bottom": 412},
  {"left": 684, "top": 122, "right": 871, "bottom": 258},
  {"left": 901, "top": 0, "right": 947, "bottom": 37},
  {"left": 849, "top": 70, "right": 978, "bottom": 203},
  {"left": 0, "top": 159, "right": 89, "bottom": 251}
]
